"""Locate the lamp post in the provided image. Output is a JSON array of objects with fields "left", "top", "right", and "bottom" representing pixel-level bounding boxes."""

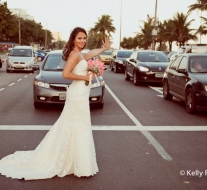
[
  {"left": 45, "top": 23, "right": 47, "bottom": 49},
  {"left": 152, "top": 0, "right": 158, "bottom": 50},
  {"left": 18, "top": 13, "right": 21, "bottom": 45},
  {"left": 119, "top": 0, "right": 122, "bottom": 49}
]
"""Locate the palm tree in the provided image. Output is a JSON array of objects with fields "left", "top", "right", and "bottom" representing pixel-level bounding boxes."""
[
  {"left": 172, "top": 12, "right": 197, "bottom": 46},
  {"left": 92, "top": 15, "right": 115, "bottom": 48},
  {"left": 188, "top": 0, "right": 207, "bottom": 13}
]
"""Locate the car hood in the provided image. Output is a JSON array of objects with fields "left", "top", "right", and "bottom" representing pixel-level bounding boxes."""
[
  {"left": 191, "top": 73, "right": 207, "bottom": 84},
  {"left": 9, "top": 57, "right": 33, "bottom": 62},
  {"left": 40, "top": 70, "right": 72, "bottom": 84},
  {"left": 138, "top": 61, "right": 170, "bottom": 71}
]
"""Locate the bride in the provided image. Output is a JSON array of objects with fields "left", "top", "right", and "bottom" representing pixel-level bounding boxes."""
[{"left": 0, "top": 27, "right": 111, "bottom": 180}]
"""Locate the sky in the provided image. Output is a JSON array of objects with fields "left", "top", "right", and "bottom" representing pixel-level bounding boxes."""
[{"left": 3, "top": 0, "right": 204, "bottom": 50}]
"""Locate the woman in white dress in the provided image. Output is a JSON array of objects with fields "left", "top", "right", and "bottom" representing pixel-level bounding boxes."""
[{"left": 0, "top": 27, "right": 111, "bottom": 180}]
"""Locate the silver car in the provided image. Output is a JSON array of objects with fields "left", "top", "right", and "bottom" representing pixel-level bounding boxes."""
[
  {"left": 7, "top": 46, "right": 36, "bottom": 73},
  {"left": 33, "top": 50, "right": 106, "bottom": 109}
]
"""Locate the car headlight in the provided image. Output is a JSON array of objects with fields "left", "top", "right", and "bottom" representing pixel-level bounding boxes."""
[
  {"left": 34, "top": 80, "right": 50, "bottom": 88},
  {"left": 27, "top": 60, "right": 32, "bottom": 64},
  {"left": 138, "top": 66, "right": 149, "bottom": 72},
  {"left": 118, "top": 60, "right": 123, "bottom": 64},
  {"left": 205, "top": 85, "right": 207, "bottom": 92}
]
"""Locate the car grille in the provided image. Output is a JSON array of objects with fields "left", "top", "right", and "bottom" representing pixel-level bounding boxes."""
[
  {"left": 13, "top": 62, "right": 25, "bottom": 64},
  {"left": 50, "top": 84, "right": 68, "bottom": 91}
]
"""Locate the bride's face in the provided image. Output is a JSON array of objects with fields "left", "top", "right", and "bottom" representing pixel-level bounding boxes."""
[{"left": 74, "top": 32, "right": 87, "bottom": 50}]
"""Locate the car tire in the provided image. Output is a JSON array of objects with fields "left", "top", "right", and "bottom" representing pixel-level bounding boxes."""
[
  {"left": 110, "top": 62, "right": 114, "bottom": 71},
  {"left": 163, "top": 80, "right": 173, "bottom": 100},
  {"left": 185, "top": 88, "right": 197, "bottom": 114},
  {"left": 37, "top": 56, "right": 42, "bottom": 62},
  {"left": 125, "top": 69, "right": 130, "bottom": 81},
  {"left": 34, "top": 101, "right": 42, "bottom": 109},
  {"left": 133, "top": 70, "right": 140, "bottom": 86},
  {"left": 114, "top": 64, "right": 118, "bottom": 73},
  {"left": 96, "top": 99, "right": 104, "bottom": 109}
]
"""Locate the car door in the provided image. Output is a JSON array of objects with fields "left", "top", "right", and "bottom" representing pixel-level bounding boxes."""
[
  {"left": 167, "top": 56, "right": 183, "bottom": 93},
  {"left": 174, "top": 56, "right": 189, "bottom": 100}
]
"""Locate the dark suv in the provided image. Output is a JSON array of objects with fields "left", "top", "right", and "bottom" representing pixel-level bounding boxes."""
[{"left": 110, "top": 50, "right": 133, "bottom": 73}]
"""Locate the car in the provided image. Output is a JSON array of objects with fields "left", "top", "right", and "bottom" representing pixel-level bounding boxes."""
[
  {"left": 0, "top": 57, "right": 2, "bottom": 68},
  {"left": 32, "top": 50, "right": 107, "bottom": 109},
  {"left": 6, "top": 46, "right": 36, "bottom": 73},
  {"left": 99, "top": 50, "right": 112, "bottom": 65},
  {"left": 162, "top": 53, "right": 207, "bottom": 114},
  {"left": 125, "top": 50, "right": 170, "bottom": 85},
  {"left": 110, "top": 49, "right": 133, "bottom": 73},
  {"left": 35, "top": 50, "right": 46, "bottom": 62}
]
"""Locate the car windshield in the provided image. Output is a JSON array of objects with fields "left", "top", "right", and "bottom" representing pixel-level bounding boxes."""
[
  {"left": 10, "top": 49, "right": 32, "bottom": 57},
  {"left": 117, "top": 51, "right": 133, "bottom": 58},
  {"left": 101, "top": 51, "right": 112, "bottom": 55},
  {"left": 43, "top": 54, "right": 66, "bottom": 71},
  {"left": 190, "top": 57, "right": 207, "bottom": 73},
  {"left": 138, "top": 52, "right": 169, "bottom": 62}
]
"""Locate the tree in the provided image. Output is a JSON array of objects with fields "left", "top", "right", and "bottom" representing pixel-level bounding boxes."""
[
  {"left": 172, "top": 12, "right": 197, "bottom": 47},
  {"left": 92, "top": 15, "right": 115, "bottom": 48},
  {"left": 120, "top": 37, "right": 138, "bottom": 49},
  {"left": 188, "top": 0, "right": 207, "bottom": 13}
]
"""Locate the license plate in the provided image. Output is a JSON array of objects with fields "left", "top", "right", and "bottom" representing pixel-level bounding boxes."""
[
  {"left": 155, "top": 73, "right": 163, "bottom": 78},
  {"left": 59, "top": 93, "right": 66, "bottom": 100},
  {"left": 15, "top": 65, "right": 23, "bottom": 68}
]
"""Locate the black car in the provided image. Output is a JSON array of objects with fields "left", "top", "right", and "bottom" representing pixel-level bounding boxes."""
[
  {"left": 162, "top": 54, "right": 207, "bottom": 114},
  {"left": 32, "top": 50, "right": 106, "bottom": 109},
  {"left": 110, "top": 50, "right": 133, "bottom": 73},
  {"left": 125, "top": 50, "right": 169, "bottom": 85}
]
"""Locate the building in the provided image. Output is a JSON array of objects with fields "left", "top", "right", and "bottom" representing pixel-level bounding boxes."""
[
  {"left": 52, "top": 32, "right": 62, "bottom": 42},
  {"left": 10, "top": 8, "right": 34, "bottom": 20}
]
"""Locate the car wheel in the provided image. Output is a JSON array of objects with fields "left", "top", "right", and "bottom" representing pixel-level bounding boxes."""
[
  {"left": 125, "top": 69, "right": 130, "bottom": 81},
  {"left": 96, "top": 99, "right": 104, "bottom": 109},
  {"left": 34, "top": 101, "right": 42, "bottom": 109},
  {"left": 133, "top": 70, "right": 140, "bottom": 86},
  {"left": 163, "top": 80, "right": 173, "bottom": 100},
  {"left": 114, "top": 64, "right": 118, "bottom": 73},
  {"left": 37, "top": 56, "right": 42, "bottom": 62},
  {"left": 185, "top": 88, "right": 197, "bottom": 114},
  {"left": 110, "top": 62, "right": 114, "bottom": 71}
]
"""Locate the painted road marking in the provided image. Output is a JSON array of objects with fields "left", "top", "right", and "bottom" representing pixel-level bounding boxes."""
[
  {"left": 17, "top": 79, "right": 22, "bottom": 81},
  {"left": 0, "top": 125, "right": 207, "bottom": 131},
  {"left": 0, "top": 88, "right": 5, "bottom": 91},
  {"left": 105, "top": 84, "right": 172, "bottom": 161},
  {"left": 8, "top": 83, "right": 15, "bottom": 86}
]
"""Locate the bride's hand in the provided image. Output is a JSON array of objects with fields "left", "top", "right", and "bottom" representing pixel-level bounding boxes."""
[{"left": 102, "top": 37, "right": 111, "bottom": 50}]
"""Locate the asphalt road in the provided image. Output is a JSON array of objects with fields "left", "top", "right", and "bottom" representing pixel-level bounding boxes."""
[{"left": 0, "top": 58, "right": 207, "bottom": 190}]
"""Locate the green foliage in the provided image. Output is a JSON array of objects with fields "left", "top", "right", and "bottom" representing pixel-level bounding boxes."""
[
  {"left": 0, "top": 0, "right": 54, "bottom": 47},
  {"left": 86, "top": 15, "right": 115, "bottom": 49}
]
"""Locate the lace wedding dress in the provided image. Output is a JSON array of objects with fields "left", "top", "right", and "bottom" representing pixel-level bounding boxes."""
[{"left": 0, "top": 59, "right": 99, "bottom": 180}]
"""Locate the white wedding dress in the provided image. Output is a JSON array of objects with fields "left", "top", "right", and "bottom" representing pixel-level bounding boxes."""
[{"left": 0, "top": 59, "right": 99, "bottom": 180}]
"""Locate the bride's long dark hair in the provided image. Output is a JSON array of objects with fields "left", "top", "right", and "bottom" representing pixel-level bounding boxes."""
[{"left": 62, "top": 27, "right": 87, "bottom": 61}]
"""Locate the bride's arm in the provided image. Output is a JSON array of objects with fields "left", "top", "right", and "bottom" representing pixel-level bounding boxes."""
[
  {"left": 83, "top": 37, "right": 111, "bottom": 60},
  {"left": 62, "top": 51, "right": 91, "bottom": 81}
]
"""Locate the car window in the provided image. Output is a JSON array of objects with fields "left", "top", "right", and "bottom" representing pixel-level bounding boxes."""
[
  {"left": 137, "top": 52, "right": 168, "bottom": 62},
  {"left": 190, "top": 56, "right": 207, "bottom": 73},
  {"left": 178, "top": 57, "right": 187, "bottom": 70},
  {"left": 10, "top": 49, "right": 32, "bottom": 57},
  {"left": 43, "top": 54, "right": 66, "bottom": 71},
  {"left": 170, "top": 56, "right": 183, "bottom": 70},
  {"left": 117, "top": 51, "right": 133, "bottom": 58}
]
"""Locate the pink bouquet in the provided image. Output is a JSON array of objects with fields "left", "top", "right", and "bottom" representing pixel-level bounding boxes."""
[{"left": 85, "top": 58, "right": 105, "bottom": 86}]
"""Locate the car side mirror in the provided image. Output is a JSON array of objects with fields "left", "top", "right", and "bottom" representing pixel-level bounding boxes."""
[
  {"left": 113, "top": 55, "right": 116, "bottom": 58},
  {"left": 130, "top": 59, "right": 136, "bottom": 63}
]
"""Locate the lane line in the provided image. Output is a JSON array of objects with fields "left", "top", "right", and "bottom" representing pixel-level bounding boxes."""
[
  {"left": 105, "top": 84, "right": 173, "bottom": 161},
  {"left": 149, "top": 86, "right": 163, "bottom": 94},
  {"left": 24, "top": 75, "right": 28, "bottom": 78},
  {"left": 0, "top": 88, "right": 5, "bottom": 91},
  {"left": 17, "top": 79, "right": 22, "bottom": 81},
  {"left": 0, "top": 125, "right": 207, "bottom": 131},
  {"left": 8, "top": 83, "right": 15, "bottom": 86}
]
